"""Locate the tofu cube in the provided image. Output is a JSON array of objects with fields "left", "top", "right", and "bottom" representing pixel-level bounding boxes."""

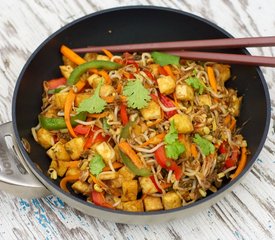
[
  {"left": 147, "top": 64, "right": 159, "bottom": 77},
  {"left": 71, "top": 181, "right": 90, "bottom": 195},
  {"left": 123, "top": 200, "right": 144, "bottom": 212},
  {"left": 118, "top": 166, "right": 136, "bottom": 180},
  {"left": 49, "top": 160, "right": 68, "bottom": 177},
  {"left": 95, "top": 142, "right": 116, "bottom": 164},
  {"left": 121, "top": 180, "right": 138, "bottom": 202},
  {"left": 47, "top": 141, "right": 71, "bottom": 161},
  {"left": 98, "top": 172, "right": 119, "bottom": 181},
  {"left": 65, "top": 137, "right": 85, "bottom": 160},
  {"left": 37, "top": 128, "right": 54, "bottom": 149},
  {"left": 198, "top": 94, "right": 212, "bottom": 107},
  {"left": 175, "top": 84, "right": 194, "bottom": 101},
  {"left": 75, "top": 93, "right": 92, "bottom": 107},
  {"left": 140, "top": 100, "right": 161, "bottom": 120},
  {"left": 157, "top": 76, "right": 176, "bottom": 95},
  {"left": 139, "top": 177, "right": 158, "bottom": 194},
  {"left": 230, "top": 95, "right": 242, "bottom": 117},
  {"left": 214, "top": 64, "right": 231, "bottom": 82},
  {"left": 162, "top": 191, "right": 182, "bottom": 210},
  {"left": 100, "top": 84, "right": 115, "bottom": 98},
  {"left": 59, "top": 65, "right": 74, "bottom": 79},
  {"left": 143, "top": 196, "right": 163, "bottom": 211},
  {"left": 87, "top": 74, "right": 105, "bottom": 89},
  {"left": 169, "top": 113, "right": 193, "bottom": 134},
  {"left": 53, "top": 92, "right": 69, "bottom": 109},
  {"left": 66, "top": 167, "right": 81, "bottom": 176}
]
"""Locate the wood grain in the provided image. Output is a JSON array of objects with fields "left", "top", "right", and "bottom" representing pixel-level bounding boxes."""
[{"left": 0, "top": 0, "right": 275, "bottom": 239}]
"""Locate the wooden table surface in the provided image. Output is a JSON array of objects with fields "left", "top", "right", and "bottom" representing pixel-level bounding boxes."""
[{"left": 0, "top": 0, "right": 275, "bottom": 239}]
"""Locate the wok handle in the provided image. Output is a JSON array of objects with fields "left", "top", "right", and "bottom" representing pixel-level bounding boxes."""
[{"left": 0, "top": 122, "right": 50, "bottom": 198}]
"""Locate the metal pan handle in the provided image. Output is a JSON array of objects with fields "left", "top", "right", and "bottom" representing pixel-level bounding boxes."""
[{"left": 0, "top": 122, "right": 50, "bottom": 198}]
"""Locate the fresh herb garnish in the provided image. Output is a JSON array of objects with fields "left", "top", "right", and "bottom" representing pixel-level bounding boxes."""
[
  {"left": 186, "top": 77, "right": 204, "bottom": 94},
  {"left": 123, "top": 80, "right": 151, "bottom": 109},
  {"left": 164, "top": 121, "right": 185, "bottom": 160},
  {"left": 89, "top": 154, "right": 105, "bottom": 176},
  {"left": 193, "top": 134, "right": 215, "bottom": 156},
  {"left": 77, "top": 80, "right": 106, "bottom": 114},
  {"left": 151, "top": 51, "right": 180, "bottom": 66}
]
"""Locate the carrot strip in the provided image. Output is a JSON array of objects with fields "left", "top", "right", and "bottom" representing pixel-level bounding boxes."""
[
  {"left": 64, "top": 89, "right": 77, "bottom": 138},
  {"left": 90, "top": 174, "right": 108, "bottom": 189},
  {"left": 207, "top": 66, "right": 218, "bottom": 92},
  {"left": 158, "top": 65, "right": 168, "bottom": 76},
  {"left": 224, "top": 114, "right": 231, "bottom": 126},
  {"left": 191, "top": 143, "right": 198, "bottom": 158},
  {"left": 60, "top": 173, "right": 80, "bottom": 192},
  {"left": 163, "top": 65, "right": 176, "bottom": 80},
  {"left": 98, "top": 70, "right": 111, "bottom": 85},
  {"left": 116, "top": 82, "right": 122, "bottom": 94},
  {"left": 160, "top": 182, "right": 172, "bottom": 189},
  {"left": 103, "top": 162, "right": 123, "bottom": 171},
  {"left": 118, "top": 141, "right": 144, "bottom": 169},
  {"left": 229, "top": 117, "right": 236, "bottom": 130},
  {"left": 65, "top": 161, "right": 81, "bottom": 168},
  {"left": 139, "top": 133, "right": 166, "bottom": 147},
  {"left": 74, "top": 80, "right": 86, "bottom": 92},
  {"left": 102, "top": 48, "right": 113, "bottom": 59},
  {"left": 60, "top": 45, "right": 86, "bottom": 65},
  {"left": 88, "top": 112, "right": 109, "bottom": 119},
  {"left": 230, "top": 147, "right": 247, "bottom": 179}
]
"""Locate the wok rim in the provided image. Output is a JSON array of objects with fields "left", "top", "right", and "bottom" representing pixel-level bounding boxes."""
[{"left": 12, "top": 5, "right": 271, "bottom": 217}]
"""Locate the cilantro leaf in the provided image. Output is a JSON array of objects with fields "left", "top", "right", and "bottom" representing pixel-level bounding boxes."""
[
  {"left": 164, "top": 121, "right": 185, "bottom": 160},
  {"left": 186, "top": 77, "right": 204, "bottom": 94},
  {"left": 193, "top": 134, "right": 215, "bottom": 156},
  {"left": 151, "top": 51, "right": 180, "bottom": 66},
  {"left": 77, "top": 80, "right": 106, "bottom": 114},
  {"left": 89, "top": 154, "right": 105, "bottom": 176},
  {"left": 123, "top": 80, "right": 151, "bottom": 109}
]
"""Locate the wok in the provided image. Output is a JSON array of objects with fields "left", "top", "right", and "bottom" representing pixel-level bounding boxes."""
[{"left": 0, "top": 6, "right": 270, "bottom": 224}]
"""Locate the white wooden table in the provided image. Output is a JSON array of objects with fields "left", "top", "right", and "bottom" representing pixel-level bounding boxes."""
[{"left": 1, "top": 1, "right": 275, "bottom": 239}]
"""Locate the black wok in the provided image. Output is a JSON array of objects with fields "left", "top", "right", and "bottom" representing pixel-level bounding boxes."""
[{"left": 0, "top": 6, "right": 270, "bottom": 224}]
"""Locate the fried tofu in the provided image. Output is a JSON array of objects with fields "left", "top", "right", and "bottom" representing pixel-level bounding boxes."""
[
  {"left": 49, "top": 160, "right": 68, "bottom": 177},
  {"left": 121, "top": 180, "right": 138, "bottom": 202},
  {"left": 37, "top": 128, "right": 54, "bottom": 149},
  {"left": 47, "top": 141, "right": 71, "bottom": 161},
  {"left": 140, "top": 100, "right": 161, "bottom": 120},
  {"left": 95, "top": 142, "right": 116, "bottom": 164},
  {"left": 65, "top": 137, "right": 85, "bottom": 160},
  {"left": 157, "top": 76, "right": 176, "bottom": 95},
  {"left": 169, "top": 113, "right": 194, "bottom": 134},
  {"left": 143, "top": 196, "right": 163, "bottom": 211},
  {"left": 198, "top": 94, "right": 212, "bottom": 107},
  {"left": 139, "top": 177, "right": 158, "bottom": 194},
  {"left": 175, "top": 84, "right": 194, "bottom": 101},
  {"left": 123, "top": 200, "right": 144, "bottom": 212},
  {"left": 71, "top": 181, "right": 90, "bottom": 195},
  {"left": 162, "top": 191, "right": 182, "bottom": 210},
  {"left": 53, "top": 92, "right": 69, "bottom": 109}
]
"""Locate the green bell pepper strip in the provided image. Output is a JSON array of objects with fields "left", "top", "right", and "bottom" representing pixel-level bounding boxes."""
[
  {"left": 67, "top": 60, "right": 121, "bottom": 85},
  {"left": 39, "top": 112, "right": 87, "bottom": 130},
  {"left": 119, "top": 150, "right": 151, "bottom": 177},
  {"left": 120, "top": 120, "right": 136, "bottom": 139}
]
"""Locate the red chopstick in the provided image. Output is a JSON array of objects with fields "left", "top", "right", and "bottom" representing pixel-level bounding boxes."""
[
  {"left": 73, "top": 36, "right": 275, "bottom": 53},
  {"left": 72, "top": 36, "right": 275, "bottom": 67},
  {"left": 167, "top": 50, "right": 275, "bottom": 67}
]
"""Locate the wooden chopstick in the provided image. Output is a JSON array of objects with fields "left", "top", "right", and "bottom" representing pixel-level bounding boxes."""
[
  {"left": 167, "top": 50, "right": 275, "bottom": 67},
  {"left": 72, "top": 36, "right": 275, "bottom": 53}
]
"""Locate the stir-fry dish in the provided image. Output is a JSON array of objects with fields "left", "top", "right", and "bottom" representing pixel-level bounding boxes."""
[{"left": 32, "top": 45, "right": 248, "bottom": 212}]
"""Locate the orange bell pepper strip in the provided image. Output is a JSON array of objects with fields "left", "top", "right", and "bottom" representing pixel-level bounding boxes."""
[
  {"left": 60, "top": 45, "right": 86, "bottom": 65},
  {"left": 207, "top": 66, "right": 218, "bottom": 92},
  {"left": 230, "top": 147, "right": 247, "bottom": 179},
  {"left": 60, "top": 173, "right": 80, "bottom": 192}
]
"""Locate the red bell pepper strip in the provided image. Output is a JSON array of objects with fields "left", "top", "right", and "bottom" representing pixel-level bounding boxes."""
[
  {"left": 120, "top": 104, "right": 129, "bottom": 126},
  {"left": 154, "top": 145, "right": 183, "bottom": 180},
  {"left": 91, "top": 191, "right": 113, "bottom": 208},
  {"left": 47, "top": 77, "right": 66, "bottom": 90},
  {"left": 149, "top": 176, "right": 162, "bottom": 193},
  {"left": 158, "top": 66, "right": 168, "bottom": 76},
  {"left": 219, "top": 141, "right": 228, "bottom": 154},
  {"left": 150, "top": 94, "right": 159, "bottom": 103},
  {"left": 159, "top": 94, "right": 177, "bottom": 118},
  {"left": 84, "top": 126, "right": 110, "bottom": 149},
  {"left": 73, "top": 124, "right": 91, "bottom": 135},
  {"left": 144, "top": 69, "right": 157, "bottom": 82},
  {"left": 125, "top": 59, "right": 139, "bottom": 72}
]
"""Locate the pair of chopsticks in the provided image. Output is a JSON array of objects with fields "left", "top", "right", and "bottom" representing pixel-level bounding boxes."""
[{"left": 73, "top": 36, "right": 275, "bottom": 67}]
